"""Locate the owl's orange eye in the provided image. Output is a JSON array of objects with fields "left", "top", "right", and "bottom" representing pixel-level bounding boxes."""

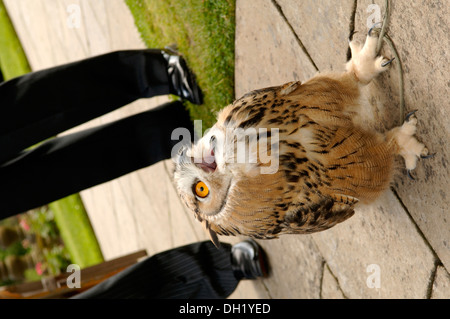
[{"left": 195, "top": 181, "right": 209, "bottom": 198}]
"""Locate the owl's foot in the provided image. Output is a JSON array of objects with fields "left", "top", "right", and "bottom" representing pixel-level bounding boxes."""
[
  {"left": 346, "top": 24, "right": 393, "bottom": 84},
  {"left": 390, "top": 111, "right": 433, "bottom": 180}
]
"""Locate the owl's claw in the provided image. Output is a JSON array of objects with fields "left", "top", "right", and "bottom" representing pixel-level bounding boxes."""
[
  {"left": 368, "top": 22, "right": 382, "bottom": 37},
  {"left": 347, "top": 30, "right": 359, "bottom": 61},
  {"left": 420, "top": 152, "right": 436, "bottom": 159},
  {"left": 405, "top": 152, "right": 434, "bottom": 181},
  {"left": 381, "top": 57, "right": 395, "bottom": 67},
  {"left": 405, "top": 110, "right": 418, "bottom": 122},
  {"left": 406, "top": 169, "right": 415, "bottom": 181},
  {"left": 348, "top": 30, "right": 358, "bottom": 42}
]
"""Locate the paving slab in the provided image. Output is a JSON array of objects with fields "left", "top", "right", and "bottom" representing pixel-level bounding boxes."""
[
  {"left": 257, "top": 237, "right": 324, "bottom": 298},
  {"left": 321, "top": 264, "right": 346, "bottom": 299},
  {"left": 312, "top": 191, "right": 436, "bottom": 298},
  {"left": 275, "top": 0, "right": 355, "bottom": 71},
  {"left": 431, "top": 265, "right": 450, "bottom": 299},
  {"left": 235, "top": 0, "right": 317, "bottom": 98}
]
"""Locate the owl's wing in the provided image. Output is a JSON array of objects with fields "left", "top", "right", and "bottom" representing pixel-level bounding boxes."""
[{"left": 284, "top": 193, "right": 358, "bottom": 234}]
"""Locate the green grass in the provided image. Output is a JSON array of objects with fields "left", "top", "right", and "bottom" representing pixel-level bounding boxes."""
[
  {"left": 125, "top": 0, "right": 236, "bottom": 130},
  {"left": 0, "top": 1, "right": 31, "bottom": 79},
  {"left": 49, "top": 195, "right": 103, "bottom": 268},
  {"left": 0, "top": 0, "right": 103, "bottom": 268}
]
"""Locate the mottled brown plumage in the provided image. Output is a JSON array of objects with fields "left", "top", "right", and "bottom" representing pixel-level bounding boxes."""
[{"left": 174, "top": 33, "right": 430, "bottom": 246}]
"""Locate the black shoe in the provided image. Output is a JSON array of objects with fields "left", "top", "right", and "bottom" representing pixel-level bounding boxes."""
[
  {"left": 162, "top": 47, "right": 203, "bottom": 105},
  {"left": 231, "top": 239, "right": 269, "bottom": 280}
]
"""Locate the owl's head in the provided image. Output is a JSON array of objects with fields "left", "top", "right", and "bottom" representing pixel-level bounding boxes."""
[
  {"left": 174, "top": 125, "right": 284, "bottom": 245},
  {"left": 173, "top": 127, "right": 234, "bottom": 245}
]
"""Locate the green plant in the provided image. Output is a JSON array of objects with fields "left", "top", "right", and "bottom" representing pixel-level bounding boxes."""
[
  {"left": 42, "top": 246, "right": 72, "bottom": 275},
  {"left": 0, "top": 241, "right": 29, "bottom": 262},
  {"left": 28, "top": 207, "right": 60, "bottom": 241}
]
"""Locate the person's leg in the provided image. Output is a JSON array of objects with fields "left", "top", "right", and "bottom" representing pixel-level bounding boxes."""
[
  {"left": 0, "top": 49, "right": 201, "bottom": 164},
  {"left": 72, "top": 241, "right": 252, "bottom": 299},
  {"left": 0, "top": 101, "right": 193, "bottom": 217}
]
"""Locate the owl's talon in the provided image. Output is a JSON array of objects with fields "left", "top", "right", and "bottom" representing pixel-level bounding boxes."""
[
  {"left": 368, "top": 22, "right": 382, "bottom": 37},
  {"left": 406, "top": 169, "right": 415, "bottom": 181},
  {"left": 405, "top": 110, "right": 418, "bottom": 122},
  {"left": 420, "top": 152, "right": 435, "bottom": 160},
  {"left": 381, "top": 57, "right": 395, "bottom": 67},
  {"left": 348, "top": 30, "right": 358, "bottom": 42}
]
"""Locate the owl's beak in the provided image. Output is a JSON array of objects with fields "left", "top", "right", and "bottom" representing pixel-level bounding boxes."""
[
  {"left": 193, "top": 148, "right": 217, "bottom": 173},
  {"left": 194, "top": 156, "right": 217, "bottom": 173}
]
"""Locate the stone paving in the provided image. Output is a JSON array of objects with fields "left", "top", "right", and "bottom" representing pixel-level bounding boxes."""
[{"left": 4, "top": 0, "right": 449, "bottom": 298}]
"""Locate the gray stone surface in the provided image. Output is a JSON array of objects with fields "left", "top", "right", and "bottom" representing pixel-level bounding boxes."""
[
  {"left": 256, "top": 237, "right": 324, "bottom": 298},
  {"left": 321, "top": 265, "right": 346, "bottom": 299},
  {"left": 235, "top": 0, "right": 317, "bottom": 98},
  {"left": 4, "top": 0, "right": 448, "bottom": 298},
  {"left": 227, "top": 235, "right": 325, "bottom": 299},
  {"left": 312, "top": 191, "right": 436, "bottom": 298},
  {"left": 431, "top": 265, "right": 450, "bottom": 299},
  {"left": 276, "top": 0, "right": 355, "bottom": 71}
]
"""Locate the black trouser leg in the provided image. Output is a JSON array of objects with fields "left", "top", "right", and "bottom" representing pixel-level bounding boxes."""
[
  {"left": 0, "top": 49, "right": 171, "bottom": 164},
  {"left": 72, "top": 241, "right": 239, "bottom": 299},
  {"left": 0, "top": 101, "right": 193, "bottom": 218}
]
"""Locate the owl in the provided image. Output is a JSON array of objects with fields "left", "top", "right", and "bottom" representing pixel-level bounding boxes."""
[{"left": 174, "top": 31, "right": 431, "bottom": 247}]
